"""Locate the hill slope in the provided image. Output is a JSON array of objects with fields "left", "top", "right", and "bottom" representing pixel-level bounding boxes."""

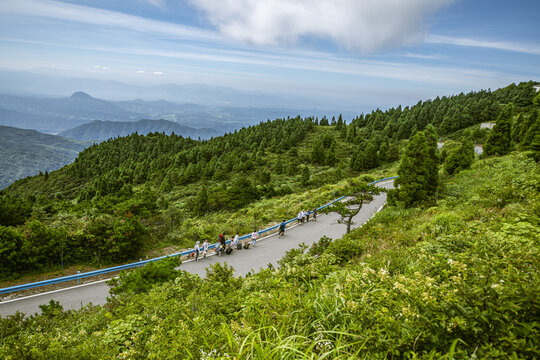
[
  {"left": 0, "top": 81, "right": 537, "bottom": 279},
  {"left": 0, "top": 92, "right": 140, "bottom": 133},
  {"left": 1, "top": 152, "right": 538, "bottom": 358},
  {"left": 0, "top": 126, "right": 91, "bottom": 189},
  {"left": 58, "top": 119, "right": 221, "bottom": 141}
]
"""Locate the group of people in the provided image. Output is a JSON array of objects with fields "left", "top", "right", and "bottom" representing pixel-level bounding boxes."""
[
  {"left": 193, "top": 229, "right": 260, "bottom": 261},
  {"left": 297, "top": 208, "right": 317, "bottom": 225},
  {"left": 192, "top": 207, "right": 319, "bottom": 260},
  {"left": 192, "top": 239, "right": 210, "bottom": 262}
]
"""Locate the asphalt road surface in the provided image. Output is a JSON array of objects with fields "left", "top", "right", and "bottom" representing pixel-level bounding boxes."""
[{"left": 0, "top": 180, "right": 394, "bottom": 317}]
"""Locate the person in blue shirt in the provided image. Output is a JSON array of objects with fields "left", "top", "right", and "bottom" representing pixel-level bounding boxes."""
[{"left": 279, "top": 220, "right": 286, "bottom": 236}]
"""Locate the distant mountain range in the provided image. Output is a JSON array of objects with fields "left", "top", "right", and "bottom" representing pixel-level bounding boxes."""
[
  {"left": 0, "top": 68, "right": 352, "bottom": 109},
  {"left": 0, "top": 90, "right": 347, "bottom": 134},
  {"left": 59, "top": 119, "right": 221, "bottom": 142},
  {"left": 0, "top": 126, "right": 91, "bottom": 189},
  {"left": 0, "top": 92, "right": 140, "bottom": 133}
]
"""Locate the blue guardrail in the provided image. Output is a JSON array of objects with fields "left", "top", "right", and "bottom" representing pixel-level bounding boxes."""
[{"left": 0, "top": 176, "right": 397, "bottom": 295}]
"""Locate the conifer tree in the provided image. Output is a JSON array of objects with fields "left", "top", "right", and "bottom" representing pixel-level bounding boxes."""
[
  {"left": 311, "top": 139, "right": 325, "bottom": 165},
  {"left": 363, "top": 142, "right": 379, "bottom": 169},
  {"left": 519, "top": 111, "right": 539, "bottom": 150},
  {"left": 325, "top": 180, "right": 382, "bottom": 233},
  {"left": 444, "top": 140, "right": 475, "bottom": 175},
  {"left": 336, "top": 114, "right": 343, "bottom": 130},
  {"left": 424, "top": 124, "right": 439, "bottom": 197},
  {"left": 326, "top": 142, "right": 337, "bottom": 165},
  {"left": 395, "top": 132, "right": 433, "bottom": 207},
  {"left": 301, "top": 166, "right": 310, "bottom": 184},
  {"left": 484, "top": 104, "right": 513, "bottom": 156},
  {"left": 192, "top": 186, "right": 208, "bottom": 216}
]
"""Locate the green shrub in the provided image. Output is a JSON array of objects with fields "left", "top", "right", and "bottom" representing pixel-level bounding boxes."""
[
  {"left": 107, "top": 256, "right": 181, "bottom": 297},
  {"left": 325, "top": 234, "right": 363, "bottom": 263}
]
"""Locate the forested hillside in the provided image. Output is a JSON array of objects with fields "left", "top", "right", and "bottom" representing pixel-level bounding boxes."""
[
  {"left": 0, "top": 82, "right": 538, "bottom": 281},
  {"left": 58, "top": 119, "right": 221, "bottom": 142},
  {"left": 1, "top": 148, "right": 538, "bottom": 358},
  {"left": 0, "top": 126, "right": 91, "bottom": 189}
]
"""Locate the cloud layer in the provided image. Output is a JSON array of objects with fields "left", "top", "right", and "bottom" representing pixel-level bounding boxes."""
[{"left": 189, "top": 0, "right": 453, "bottom": 53}]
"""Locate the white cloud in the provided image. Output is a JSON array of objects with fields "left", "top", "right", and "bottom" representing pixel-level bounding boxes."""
[
  {"left": 93, "top": 65, "right": 110, "bottom": 70},
  {"left": 136, "top": 70, "right": 146, "bottom": 74},
  {"left": 188, "top": 0, "right": 453, "bottom": 53},
  {"left": 152, "top": 71, "right": 164, "bottom": 75},
  {"left": 426, "top": 35, "right": 540, "bottom": 56},
  {"left": 144, "top": 0, "right": 166, "bottom": 9},
  {"left": 0, "top": 0, "right": 218, "bottom": 42},
  {"left": 402, "top": 53, "right": 444, "bottom": 60}
]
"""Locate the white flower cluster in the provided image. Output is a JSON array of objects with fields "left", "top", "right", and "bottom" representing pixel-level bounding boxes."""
[
  {"left": 199, "top": 348, "right": 218, "bottom": 360},
  {"left": 314, "top": 325, "right": 334, "bottom": 353}
]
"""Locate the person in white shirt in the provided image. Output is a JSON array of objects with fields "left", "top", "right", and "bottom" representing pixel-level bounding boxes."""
[
  {"left": 202, "top": 239, "right": 209, "bottom": 258},
  {"left": 194, "top": 241, "right": 200, "bottom": 262},
  {"left": 297, "top": 211, "right": 303, "bottom": 225},
  {"left": 251, "top": 229, "right": 259, "bottom": 246}
]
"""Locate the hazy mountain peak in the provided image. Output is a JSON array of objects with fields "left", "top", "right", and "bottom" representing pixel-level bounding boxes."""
[{"left": 70, "top": 91, "right": 94, "bottom": 99}]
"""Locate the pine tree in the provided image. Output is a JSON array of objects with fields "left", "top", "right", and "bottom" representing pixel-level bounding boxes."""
[
  {"left": 484, "top": 104, "right": 513, "bottom": 156},
  {"left": 311, "top": 139, "right": 326, "bottom": 165},
  {"left": 326, "top": 142, "right": 337, "bottom": 165},
  {"left": 325, "top": 181, "right": 382, "bottom": 233},
  {"left": 519, "top": 111, "right": 539, "bottom": 150},
  {"left": 444, "top": 141, "right": 475, "bottom": 175},
  {"left": 363, "top": 142, "right": 379, "bottom": 169},
  {"left": 423, "top": 124, "right": 439, "bottom": 198},
  {"left": 301, "top": 166, "right": 310, "bottom": 184},
  {"left": 395, "top": 132, "right": 433, "bottom": 207},
  {"left": 336, "top": 114, "right": 343, "bottom": 130},
  {"left": 192, "top": 186, "right": 208, "bottom": 216}
]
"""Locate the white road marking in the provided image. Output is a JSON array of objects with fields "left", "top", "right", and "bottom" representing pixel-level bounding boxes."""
[{"left": 1, "top": 278, "right": 112, "bottom": 304}]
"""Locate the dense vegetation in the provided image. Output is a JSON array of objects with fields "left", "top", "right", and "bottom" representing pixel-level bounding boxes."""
[
  {"left": 0, "top": 126, "right": 91, "bottom": 189},
  {"left": 0, "top": 82, "right": 538, "bottom": 281},
  {"left": 1, "top": 151, "right": 537, "bottom": 358}
]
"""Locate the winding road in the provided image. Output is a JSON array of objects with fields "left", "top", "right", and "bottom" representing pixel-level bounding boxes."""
[{"left": 0, "top": 180, "right": 394, "bottom": 317}]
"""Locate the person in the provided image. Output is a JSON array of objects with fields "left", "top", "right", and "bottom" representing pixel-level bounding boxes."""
[
  {"left": 217, "top": 233, "right": 226, "bottom": 256},
  {"left": 306, "top": 209, "right": 310, "bottom": 222},
  {"left": 279, "top": 220, "right": 286, "bottom": 236},
  {"left": 233, "top": 232, "right": 239, "bottom": 247},
  {"left": 194, "top": 241, "right": 200, "bottom": 262},
  {"left": 312, "top": 207, "right": 317, "bottom": 221},
  {"left": 219, "top": 233, "right": 226, "bottom": 247},
  {"left": 297, "top": 211, "right": 303, "bottom": 225},
  {"left": 251, "top": 229, "right": 258, "bottom": 246},
  {"left": 302, "top": 209, "right": 307, "bottom": 222},
  {"left": 202, "top": 239, "right": 209, "bottom": 258}
]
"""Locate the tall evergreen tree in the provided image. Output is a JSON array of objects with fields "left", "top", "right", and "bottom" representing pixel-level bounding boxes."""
[
  {"left": 424, "top": 124, "right": 439, "bottom": 198},
  {"left": 301, "top": 166, "right": 310, "bottom": 184},
  {"left": 395, "top": 132, "right": 433, "bottom": 207},
  {"left": 484, "top": 104, "right": 513, "bottom": 156},
  {"left": 326, "top": 142, "right": 337, "bottom": 166},
  {"left": 311, "top": 139, "right": 326, "bottom": 165},
  {"left": 444, "top": 140, "right": 475, "bottom": 175}
]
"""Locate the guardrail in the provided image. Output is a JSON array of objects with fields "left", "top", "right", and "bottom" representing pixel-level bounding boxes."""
[{"left": 0, "top": 176, "right": 397, "bottom": 295}]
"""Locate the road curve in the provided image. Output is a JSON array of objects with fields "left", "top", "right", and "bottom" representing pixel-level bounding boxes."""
[{"left": 0, "top": 181, "right": 394, "bottom": 317}]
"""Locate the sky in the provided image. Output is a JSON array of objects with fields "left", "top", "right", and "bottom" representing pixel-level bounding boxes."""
[{"left": 0, "top": 0, "right": 539, "bottom": 111}]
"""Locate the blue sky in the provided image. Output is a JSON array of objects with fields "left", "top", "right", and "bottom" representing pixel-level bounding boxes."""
[{"left": 0, "top": 0, "right": 539, "bottom": 111}]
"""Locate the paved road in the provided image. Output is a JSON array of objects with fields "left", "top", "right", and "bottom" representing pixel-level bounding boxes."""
[{"left": 0, "top": 181, "right": 393, "bottom": 317}]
